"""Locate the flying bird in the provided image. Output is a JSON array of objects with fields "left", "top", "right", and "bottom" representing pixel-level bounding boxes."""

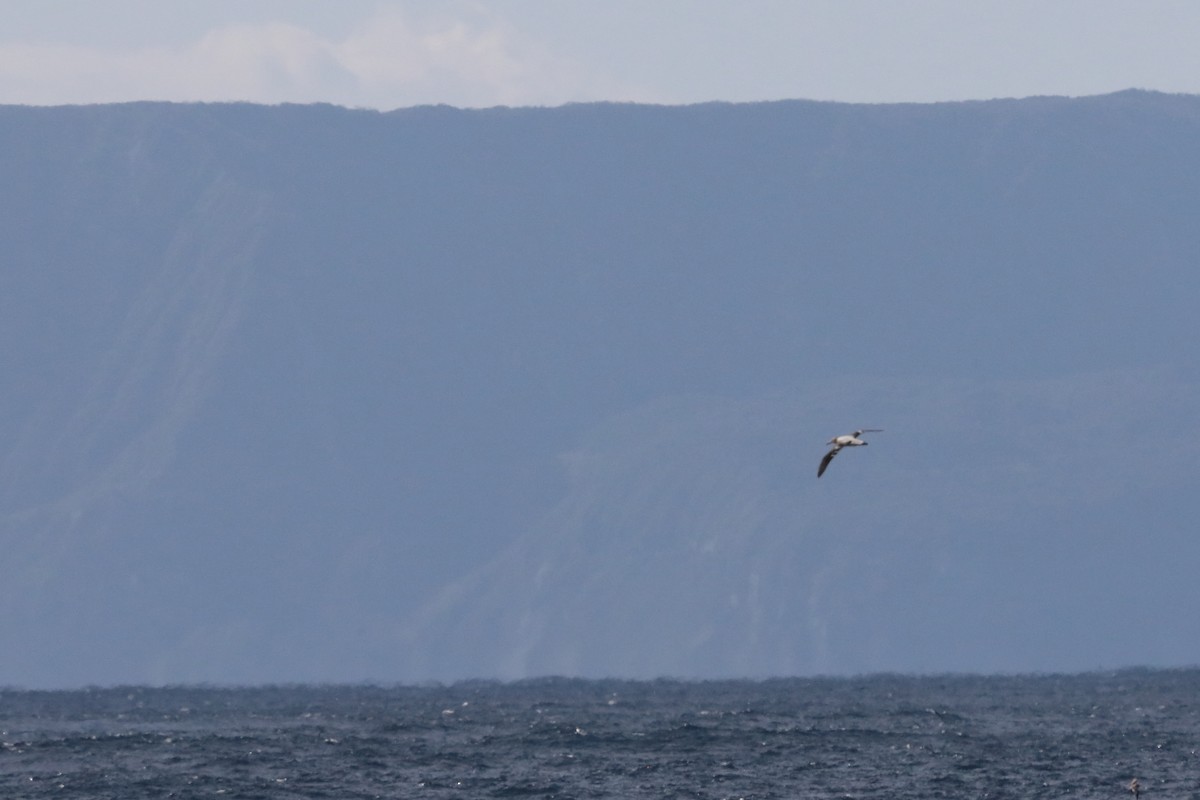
[{"left": 818, "top": 429, "right": 883, "bottom": 478}]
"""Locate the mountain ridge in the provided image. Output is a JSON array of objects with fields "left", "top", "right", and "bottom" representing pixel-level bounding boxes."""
[{"left": 1, "top": 92, "right": 1198, "bottom": 686}]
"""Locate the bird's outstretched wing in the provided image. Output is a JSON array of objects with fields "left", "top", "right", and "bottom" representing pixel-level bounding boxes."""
[{"left": 817, "top": 447, "right": 839, "bottom": 478}]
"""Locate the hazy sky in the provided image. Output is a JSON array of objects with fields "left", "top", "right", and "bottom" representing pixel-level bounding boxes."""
[{"left": 2, "top": 0, "right": 1199, "bottom": 109}]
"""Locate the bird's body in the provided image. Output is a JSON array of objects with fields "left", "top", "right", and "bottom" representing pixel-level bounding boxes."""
[
  {"left": 818, "top": 428, "right": 882, "bottom": 477},
  {"left": 829, "top": 432, "right": 870, "bottom": 448}
]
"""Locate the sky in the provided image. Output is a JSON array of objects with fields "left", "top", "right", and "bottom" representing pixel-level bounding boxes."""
[{"left": 1, "top": 0, "right": 1199, "bottom": 109}]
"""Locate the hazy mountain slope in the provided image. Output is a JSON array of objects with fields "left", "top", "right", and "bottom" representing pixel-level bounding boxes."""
[
  {"left": 0, "top": 93, "right": 1198, "bottom": 686},
  {"left": 401, "top": 372, "right": 1200, "bottom": 679}
]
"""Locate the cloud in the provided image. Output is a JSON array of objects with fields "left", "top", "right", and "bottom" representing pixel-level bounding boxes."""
[
  {"left": 328, "top": 7, "right": 612, "bottom": 108},
  {"left": 0, "top": 7, "right": 643, "bottom": 108}
]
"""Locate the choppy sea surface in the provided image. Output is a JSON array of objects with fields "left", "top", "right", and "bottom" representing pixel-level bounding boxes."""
[{"left": 2, "top": 669, "right": 1198, "bottom": 799}]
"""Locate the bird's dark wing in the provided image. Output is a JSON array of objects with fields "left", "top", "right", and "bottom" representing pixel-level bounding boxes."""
[{"left": 817, "top": 447, "right": 839, "bottom": 477}]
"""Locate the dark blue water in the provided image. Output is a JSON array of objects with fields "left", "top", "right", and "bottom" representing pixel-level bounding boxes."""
[{"left": 2, "top": 669, "right": 1197, "bottom": 798}]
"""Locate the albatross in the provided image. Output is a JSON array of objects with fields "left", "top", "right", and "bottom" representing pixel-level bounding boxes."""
[{"left": 818, "top": 428, "right": 883, "bottom": 478}]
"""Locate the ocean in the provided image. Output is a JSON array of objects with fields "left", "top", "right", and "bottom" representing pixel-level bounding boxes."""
[{"left": 2, "top": 669, "right": 1196, "bottom": 798}]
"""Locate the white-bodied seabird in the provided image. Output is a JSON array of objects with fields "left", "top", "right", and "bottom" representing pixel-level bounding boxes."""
[{"left": 817, "top": 428, "right": 882, "bottom": 478}]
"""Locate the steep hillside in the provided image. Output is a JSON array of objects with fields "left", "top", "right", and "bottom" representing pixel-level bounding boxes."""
[{"left": 1, "top": 93, "right": 1198, "bottom": 686}]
